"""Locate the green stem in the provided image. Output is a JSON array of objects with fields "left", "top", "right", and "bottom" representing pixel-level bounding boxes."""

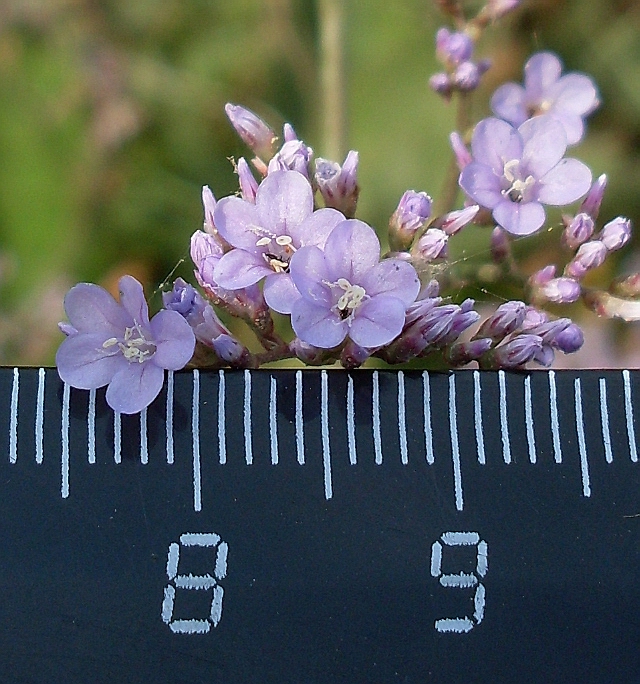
[{"left": 318, "top": 0, "right": 346, "bottom": 161}]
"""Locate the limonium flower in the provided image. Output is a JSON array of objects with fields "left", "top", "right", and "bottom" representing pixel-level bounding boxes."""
[
  {"left": 491, "top": 52, "right": 599, "bottom": 145},
  {"left": 56, "top": 276, "right": 195, "bottom": 414},
  {"left": 289, "top": 219, "right": 420, "bottom": 349},
  {"left": 459, "top": 115, "right": 592, "bottom": 235},
  {"left": 213, "top": 169, "right": 345, "bottom": 314}
]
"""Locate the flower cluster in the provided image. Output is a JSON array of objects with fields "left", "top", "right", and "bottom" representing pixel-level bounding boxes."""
[{"left": 56, "top": 0, "right": 636, "bottom": 414}]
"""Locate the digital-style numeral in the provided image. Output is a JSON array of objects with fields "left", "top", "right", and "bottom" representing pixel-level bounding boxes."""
[
  {"left": 430, "top": 531, "right": 487, "bottom": 633},
  {"left": 161, "top": 532, "right": 228, "bottom": 634}
]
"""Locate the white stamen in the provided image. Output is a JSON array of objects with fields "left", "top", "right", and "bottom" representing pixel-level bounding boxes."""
[
  {"left": 103, "top": 337, "right": 118, "bottom": 348},
  {"left": 275, "top": 235, "right": 293, "bottom": 246},
  {"left": 256, "top": 237, "right": 271, "bottom": 247}
]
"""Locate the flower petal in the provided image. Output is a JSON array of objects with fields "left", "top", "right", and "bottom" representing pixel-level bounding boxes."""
[
  {"left": 118, "top": 276, "right": 150, "bottom": 326},
  {"left": 519, "top": 115, "right": 567, "bottom": 178},
  {"left": 537, "top": 158, "right": 592, "bottom": 205},
  {"left": 322, "top": 219, "right": 381, "bottom": 282},
  {"left": 361, "top": 259, "right": 420, "bottom": 306},
  {"left": 255, "top": 170, "right": 314, "bottom": 235},
  {"left": 149, "top": 309, "right": 196, "bottom": 370},
  {"left": 524, "top": 52, "right": 562, "bottom": 102},
  {"left": 214, "top": 196, "right": 263, "bottom": 251},
  {"left": 349, "top": 296, "right": 406, "bottom": 348},
  {"left": 56, "top": 333, "right": 123, "bottom": 389},
  {"left": 213, "top": 248, "right": 273, "bottom": 289},
  {"left": 459, "top": 162, "right": 503, "bottom": 209},
  {"left": 293, "top": 207, "right": 344, "bottom": 248},
  {"left": 548, "top": 73, "right": 598, "bottom": 117},
  {"left": 471, "top": 118, "right": 522, "bottom": 175},
  {"left": 490, "top": 82, "right": 528, "bottom": 127},
  {"left": 263, "top": 273, "right": 302, "bottom": 314},
  {"left": 106, "top": 362, "right": 165, "bottom": 414},
  {"left": 289, "top": 245, "right": 333, "bottom": 306},
  {"left": 493, "top": 200, "right": 546, "bottom": 236},
  {"left": 63, "top": 283, "right": 129, "bottom": 334},
  {"left": 291, "top": 299, "right": 347, "bottom": 349}
]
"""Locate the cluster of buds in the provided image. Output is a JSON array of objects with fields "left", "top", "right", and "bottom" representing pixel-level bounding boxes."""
[{"left": 429, "top": 27, "right": 491, "bottom": 99}]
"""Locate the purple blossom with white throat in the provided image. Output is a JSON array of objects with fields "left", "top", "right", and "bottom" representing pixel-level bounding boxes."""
[
  {"left": 491, "top": 52, "right": 599, "bottom": 145},
  {"left": 459, "top": 115, "right": 592, "bottom": 236},
  {"left": 56, "top": 276, "right": 195, "bottom": 414},
  {"left": 289, "top": 219, "right": 420, "bottom": 349},
  {"left": 213, "top": 170, "right": 344, "bottom": 314}
]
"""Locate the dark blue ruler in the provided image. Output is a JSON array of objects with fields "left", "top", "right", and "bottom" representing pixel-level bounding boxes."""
[{"left": 0, "top": 367, "right": 638, "bottom": 683}]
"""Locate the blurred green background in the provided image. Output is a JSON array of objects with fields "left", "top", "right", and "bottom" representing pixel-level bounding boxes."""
[{"left": 0, "top": 0, "right": 638, "bottom": 366}]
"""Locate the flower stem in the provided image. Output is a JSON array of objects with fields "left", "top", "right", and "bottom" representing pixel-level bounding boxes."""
[{"left": 318, "top": 0, "right": 346, "bottom": 161}]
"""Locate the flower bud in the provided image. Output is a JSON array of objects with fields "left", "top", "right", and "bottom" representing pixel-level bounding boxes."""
[
  {"left": 446, "top": 338, "right": 493, "bottom": 366},
  {"left": 162, "top": 277, "right": 204, "bottom": 319},
  {"left": 599, "top": 217, "right": 631, "bottom": 251},
  {"left": 315, "top": 150, "right": 359, "bottom": 217},
  {"left": 493, "top": 334, "right": 544, "bottom": 368},
  {"left": 435, "top": 204, "right": 479, "bottom": 235},
  {"left": 268, "top": 139, "right": 313, "bottom": 177},
  {"left": 225, "top": 103, "right": 277, "bottom": 161},
  {"left": 563, "top": 212, "right": 594, "bottom": 250},
  {"left": 552, "top": 323, "right": 584, "bottom": 354},
  {"left": 610, "top": 273, "right": 640, "bottom": 299},
  {"left": 436, "top": 28, "right": 474, "bottom": 67},
  {"left": 490, "top": 226, "right": 511, "bottom": 263},
  {"left": 413, "top": 228, "right": 448, "bottom": 262},
  {"left": 190, "top": 230, "right": 225, "bottom": 289},
  {"left": 475, "top": 300, "right": 526, "bottom": 340},
  {"left": 429, "top": 73, "right": 453, "bottom": 99},
  {"left": 487, "top": 0, "right": 522, "bottom": 20},
  {"left": 529, "top": 265, "right": 556, "bottom": 288},
  {"left": 202, "top": 186, "right": 217, "bottom": 234},
  {"left": 388, "top": 190, "right": 432, "bottom": 251},
  {"left": 579, "top": 174, "right": 607, "bottom": 220},
  {"left": 283, "top": 122, "right": 298, "bottom": 142},
  {"left": 452, "top": 61, "right": 482, "bottom": 91},
  {"left": 565, "top": 240, "right": 607, "bottom": 279},
  {"left": 539, "top": 277, "right": 581, "bottom": 303},
  {"left": 236, "top": 157, "right": 258, "bottom": 202}
]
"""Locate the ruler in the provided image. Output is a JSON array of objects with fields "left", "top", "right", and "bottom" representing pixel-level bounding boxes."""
[{"left": 0, "top": 367, "right": 638, "bottom": 683}]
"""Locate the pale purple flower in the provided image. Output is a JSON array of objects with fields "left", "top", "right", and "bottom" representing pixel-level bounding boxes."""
[
  {"left": 563, "top": 212, "right": 594, "bottom": 250},
  {"left": 436, "top": 28, "right": 474, "bottom": 67},
  {"left": 163, "top": 278, "right": 247, "bottom": 364},
  {"left": 57, "top": 276, "right": 195, "bottom": 414},
  {"left": 413, "top": 228, "right": 448, "bottom": 262},
  {"left": 599, "top": 217, "right": 631, "bottom": 251},
  {"left": 225, "top": 103, "right": 277, "bottom": 161},
  {"left": 289, "top": 219, "right": 420, "bottom": 349},
  {"left": 314, "top": 151, "right": 359, "bottom": 218},
  {"left": 459, "top": 115, "right": 592, "bottom": 236},
  {"left": 388, "top": 190, "right": 432, "bottom": 250},
  {"left": 565, "top": 240, "right": 607, "bottom": 279},
  {"left": 213, "top": 170, "right": 344, "bottom": 314},
  {"left": 491, "top": 52, "right": 599, "bottom": 145}
]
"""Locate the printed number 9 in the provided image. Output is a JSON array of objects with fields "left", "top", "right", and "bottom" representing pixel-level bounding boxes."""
[
  {"left": 430, "top": 531, "right": 487, "bottom": 633},
  {"left": 162, "top": 532, "right": 228, "bottom": 634}
]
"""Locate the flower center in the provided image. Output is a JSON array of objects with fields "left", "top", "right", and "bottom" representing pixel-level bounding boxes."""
[
  {"left": 256, "top": 233, "right": 297, "bottom": 273},
  {"left": 324, "top": 277, "right": 368, "bottom": 320},
  {"left": 502, "top": 159, "right": 535, "bottom": 203},
  {"left": 103, "top": 323, "right": 156, "bottom": 363}
]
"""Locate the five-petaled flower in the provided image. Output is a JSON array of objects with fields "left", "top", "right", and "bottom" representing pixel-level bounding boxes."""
[
  {"left": 459, "top": 115, "right": 592, "bottom": 236},
  {"left": 56, "top": 276, "right": 195, "bottom": 414},
  {"left": 289, "top": 219, "right": 420, "bottom": 349}
]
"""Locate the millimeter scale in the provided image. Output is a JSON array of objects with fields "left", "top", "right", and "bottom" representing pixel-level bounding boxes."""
[{"left": 0, "top": 367, "right": 638, "bottom": 683}]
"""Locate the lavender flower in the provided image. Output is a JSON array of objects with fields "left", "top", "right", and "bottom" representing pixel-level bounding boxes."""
[
  {"left": 289, "top": 219, "right": 420, "bottom": 349},
  {"left": 491, "top": 52, "right": 599, "bottom": 145},
  {"left": 213, "top": 170, "right": 344, "bottom": 314},
  {"left": 388, "top": 190, "right": 432, "bottom": 250},
  {"left": 314, "top": 151, "right": 359, "bottom": 218},
  {"left": 459, "top": 115, "right": 592, "bottom": 235},
  {"left": 56, "top": 276, "right": 195, "bottom": 414},
  {"left": 436, "top": 28, "right": 474, "bottom": 67}
]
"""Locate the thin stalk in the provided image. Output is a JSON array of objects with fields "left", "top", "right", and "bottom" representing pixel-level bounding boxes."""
[{"left": 318, "top": 0, "right": 346, "bottom": 161}]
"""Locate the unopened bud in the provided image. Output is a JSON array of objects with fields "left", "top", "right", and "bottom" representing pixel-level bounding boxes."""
[
  {"left": 268, "top": 139, "right": 313, "bottom": 177},
  {"left": 236, "top": 157, "right": 258, "bottom": 202},
  {"left": 565, "top": 240, "right": 607, "bottom": 279},
  {"left": 225, "top": 103, "right": 277, "bottom": 161},
  {"left": 413, "top": 228, "right": 448, "bottom": 262},
  {"left": 435, "top": 204, "right": 479, "bottom": 235},
  {"left": 563, "top": 212, "right": 595, "bottom": 250},
  {"left": 315, "top": 150, "right": 359, "bottom": 218},
  {"left": 429, "top": 73, "right": 453, "bottom": 99},
  {"left": 552, "top": 323, "right": 584, "bottom": 354},
  {"left": 599, "top": 216, "right": 631, "bottom": 251},
  {"left": 388, "top": 190, "right": 432, "bottom": 250},
  {"left": 475, "top": 300, "right": 526, "bottom": 340},
  {"left": 436, "top": 28, "right": 473, "bottom": 67},
  {"left": 579, "top": 174, "right": 607, "bottom": 220},
  {"left": 202, "top": 186, "right": 217, "bottom": 234},
  {"left": 539, "top": 277, "right": 581, "bottom": 304},
  {"left": 490, "top": 226, "right": 511, "bottom": 263}
]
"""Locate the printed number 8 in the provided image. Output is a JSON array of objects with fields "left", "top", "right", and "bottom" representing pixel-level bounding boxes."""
[
  {"left": 430, "top": 532, "right": 487, "bottom": 633},
  {"left": 162, "top": 533, "right": 228, "bottom": 634}
]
